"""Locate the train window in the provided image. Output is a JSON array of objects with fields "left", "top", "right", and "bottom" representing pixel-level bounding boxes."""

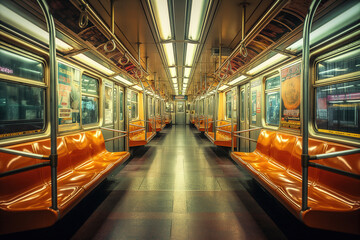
[
  {"left": 165, "top": 102, "right": 170, "bottom": 112},
  {"left": 317, "top": 48, "right": 360, "bottom": 80},
  {"left": 208, "top": 96, "right": 214, "bottom": 116},
  {"left": 240, "top": 89, "right": 245, "bottom": 121},
  {"left": 58, "top": 62, "right": 81, "bottom": 129},
  {"left": 119, "top": 91, "right": 124, "bottom": 121},
  {"left": 104, "top": 81, "right": 113, "bottom": 125},
  {"left": 0, "top": 48, "right": 44, "bottom": 82},
  {"left": 315, "top": 47, "right": 360, "bottom": 138},
  {"left": 265, "top": 75, "right": 280, "bottom": 126},
  {"left": 130, "top": 91, "right": 138, "bottom": 119},
  {"left": 0, "top": 81, "right": 44, "bottom": 137},
  {"left": 226, "top": 91, "right": 232, "bottom": 119},
  {"left": 81, "top": 75, "right": 99, "bottom": 125},
  {"left": 315, "top": 80, "right": 360, "bottom": 138}
]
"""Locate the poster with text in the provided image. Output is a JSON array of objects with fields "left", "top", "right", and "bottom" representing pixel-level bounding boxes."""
[
  {"left": 280, "top": 62, "right": 301, "bottom": 129},
  {"left": 58, "top": 62, "right": 80, "bottom": 126}
]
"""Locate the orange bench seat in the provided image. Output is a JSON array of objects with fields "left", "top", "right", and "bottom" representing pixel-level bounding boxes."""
[
  {"left": 0, "top": 129, "right": 130, "bottom": 234},
  {"left": 230, "top": 129, "right": 360, "bottom": 234},
  {"left": 205, "top": 121, "right": 236, "bottom": 147},
  {"left": 129, "top": 122, "right": 156, "bottom": 147}
]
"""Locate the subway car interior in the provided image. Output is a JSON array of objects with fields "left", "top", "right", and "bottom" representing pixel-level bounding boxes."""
[{"left": 0, "top": 0, "right": 359, "bottom": 239}]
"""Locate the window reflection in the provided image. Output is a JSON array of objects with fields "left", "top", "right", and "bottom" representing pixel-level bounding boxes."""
[
  {"left": 0, "top": 81, "right": 44, "bottom": 135},
  {"left": 316, "top": 80, "right": 360, "bottom": 136},
  {"left": 265, "top": 75, "right": 280, "bottom": 126}
]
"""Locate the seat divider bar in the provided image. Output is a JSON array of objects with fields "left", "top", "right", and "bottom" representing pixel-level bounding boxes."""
[
  {"left": 0, "top": 162, "right": 50, "bottom": 178},
  {"left": 308, "top": 162, "right": 360, "bottom": 180}
]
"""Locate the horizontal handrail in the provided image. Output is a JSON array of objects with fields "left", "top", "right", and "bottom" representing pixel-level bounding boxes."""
[
  {"left": 101, "top": 127, "right": 127, "bottom": 134},
  {"left": 216, "top": 123, "right": 232, "bottom": 128},
  {"left": 130, "top": 128, "right": 145, "bottom": 134},
  {"left": 233, "top": 135, "right": 258, "bottom": 142},
  {"left": 234, "top": 127, "right": 262, "bottom": 134},
  {"left": 0, "top": 162, "right": 50, "bottom": 178},
  {"left": 217, "top": 129, "right": 232, "bottom": 134},
  {"left": 104, "top": 134, "right": 128, "bottom": 142},
  {"left": 309, "top": 148, "right": 360, "bottom": 160},
  {"left": 308, "top": 162, "right": 360, "bottom": 180},
  {"left": 130, "top": 119, "right": 145, "bottom": 123},
  {"left": 129, "top": 123, "right": 145, "bottom": 128},
  {"left": 0, "top": 147, "right": 50, "bottom": 160}
]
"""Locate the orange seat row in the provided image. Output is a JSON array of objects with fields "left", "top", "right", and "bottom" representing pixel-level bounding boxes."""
[
  {"left": 231, "top": 129, "right": 360, "bottom": 234},
  {"left": 205, "top": 121, "right": 237, "bottom": 147},
  {"left": 0, "top": 129, "right": 130, "bottom": 234},
  {"left": 129, "top": 121, "right": 156, "bottom": 147}
]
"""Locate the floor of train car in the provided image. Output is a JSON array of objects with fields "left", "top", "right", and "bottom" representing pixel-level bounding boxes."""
[{"left": 3, "top": 125, "right": 358, "bottom": 240}]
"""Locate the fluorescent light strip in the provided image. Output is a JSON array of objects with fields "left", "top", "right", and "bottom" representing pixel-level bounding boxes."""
[
  {"left": 183, "top": 78, "right": 189, "bottom": 84},
  {"left": 184, "top": 68, "right": 191, "bottom": 77},
  {"left": 0, "top": 4, "right": 73, "bottom": 52},
  {"left": 218, "top": 85, "right": 229, "bottom": 91},
  {"left": 185, "top": 43, "right": 197, "bottom": 66},
  {"left": 169, "top": 67, "right": 176, "bottom": 77},
  {"left": 72, "top": 54, "right": 115, "bottom": 75},
  {"left": 163, "top": 43, "right": 175, "bottom": 66},
  {"left": 150, "top": 0, "right": 172, "bottom": 40},
  {"left": 246, "top": 54, "right": 287, "bottom": 75},
  {"left": 286, "top": 2, "right": 360, "bottom": 51},
  {"left": 172, "top": 78, "right": 177, "bottom": 84},
  {"left": 228, "top": 75, "right": 247, "bottom": 85},
  {"left": 188, "top": 0, "right": 209, "bottom": 41},
  {"left": 114, "top": 75, "right": 133, "bottom": 86},
  {"left": 133, "top": 85, "right": 143, "bottom": 91}
]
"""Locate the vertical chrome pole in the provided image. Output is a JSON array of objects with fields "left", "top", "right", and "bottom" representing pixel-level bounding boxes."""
[
  {"left": 125, "top": 88, "right": 130, "bottom": 151},
  {"left": 301, "top": 0, "right": 321, "bottom": 212},
  {"left": 37, "top": 0, "right": 58, "bottom": 211}
]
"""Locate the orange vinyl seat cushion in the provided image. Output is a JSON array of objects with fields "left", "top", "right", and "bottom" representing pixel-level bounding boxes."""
[
  {"left": 129, "top": 121, "right": 155, "bottom": 147},
  {"left": 230, "top": 129, "right": 360, "bottom": 234},
  {"left": 0, "top": 129, "right": 130, "bottom": 234}
]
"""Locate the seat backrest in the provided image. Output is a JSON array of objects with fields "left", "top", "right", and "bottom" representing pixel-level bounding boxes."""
[
  {"left": 288, "top": 137, "right": 327, "bottom": 182},
  {"left": 316, "top": 142, "right": 360, "bottom": 199},
  {"left": 33, "top": 137, "right": 72, "bottom": 181},
  {"left": 254, "top": 130, "right": 276, "bottom": 157},
  {"left": 269, "top": 132, "right": 298, "bottom": 169},
  {"left": 64, "top": 133, "right": 92, "bottom": 168},
  {"left": 0, "top": 142, "right": 44, "bottom": 200},
  {"left": 85, "top": 130, "right": 106, "bottom": 157}
]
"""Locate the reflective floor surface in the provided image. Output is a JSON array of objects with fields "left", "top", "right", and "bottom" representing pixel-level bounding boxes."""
[{"left": 3, "top": 125, "right": 358, "bottom": 240}]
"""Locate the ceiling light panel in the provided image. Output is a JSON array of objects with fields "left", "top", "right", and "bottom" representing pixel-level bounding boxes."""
[
  {"left": 188, "top": 0, "right": 209, "bottom": 41},
  {"left": 228, "top": 75, "right": 247, "bottom": 85},
  {"left": 185, "top": 43, "right": 197, "bottom": 66},
  {"left": 150, "top": 0, "right": 172, "bottom": 40},
  {"left": 184, "top": 68, "right": 191, "bottom": 77},
  {"left": 114, "top": 75, "right": 133, "bottom": 86},
  {"left": 246, "top": 53, "right": 288, "bottom": 75},
  {"left": 163, "top": 43, "right": 175, "bottom": 66},
  {"left": 72, "top": 54, "right": 115, "bottom": 75},
  {"left": 169, "top": 67, "right": 176, "bottom": 77}
]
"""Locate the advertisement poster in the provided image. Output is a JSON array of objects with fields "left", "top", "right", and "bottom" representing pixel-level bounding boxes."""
[
  {"left": 58, "top": 62, "right": 80, "bottom": 126},
  {"left": 280, "top": 62, "right": 301, "bottom": 129},
  {"left": 104, "top": 81, "right": 113, "bottom": 125},
  {"left": 251, "top": 90, "right": 257, "bottom": 123},
  {"left": 256, "top": 91, "right": 261, "bottom": 113}
]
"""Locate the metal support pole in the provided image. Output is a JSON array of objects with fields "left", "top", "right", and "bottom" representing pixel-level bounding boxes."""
[
  {"left": 111, "top": 0, "right": 115, "bottom": 34},
  {"left": 301, "top": 0, "right": 322, "bottom": 212},
  {"left": 37, "top": 0, "right": 58, "bottom": 211},
  {"left": 125, "top": 88, "right": 130, "bottom": 151},
  {"left": 214, "top": 78, "right": 224, "bottom": 140}
]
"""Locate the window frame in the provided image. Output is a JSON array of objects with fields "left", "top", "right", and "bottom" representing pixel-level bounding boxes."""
[
  {"left": 0, "top": 44, "right": 47, "bottom": 139},
  {"left": 129, "top": 90, "right": 139, "bottom": 120},
  {"left": 225, "top": 90, "right": 232, "bottom": 120},
  {"left": 264, "top": 73, "right": 281, "bottom": 127},
  {"left": 313, "top": 44, "right": 360, "bottom": 140},
  {"left": 81, "top": 73, "right": 100, "bottom": 126}
]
